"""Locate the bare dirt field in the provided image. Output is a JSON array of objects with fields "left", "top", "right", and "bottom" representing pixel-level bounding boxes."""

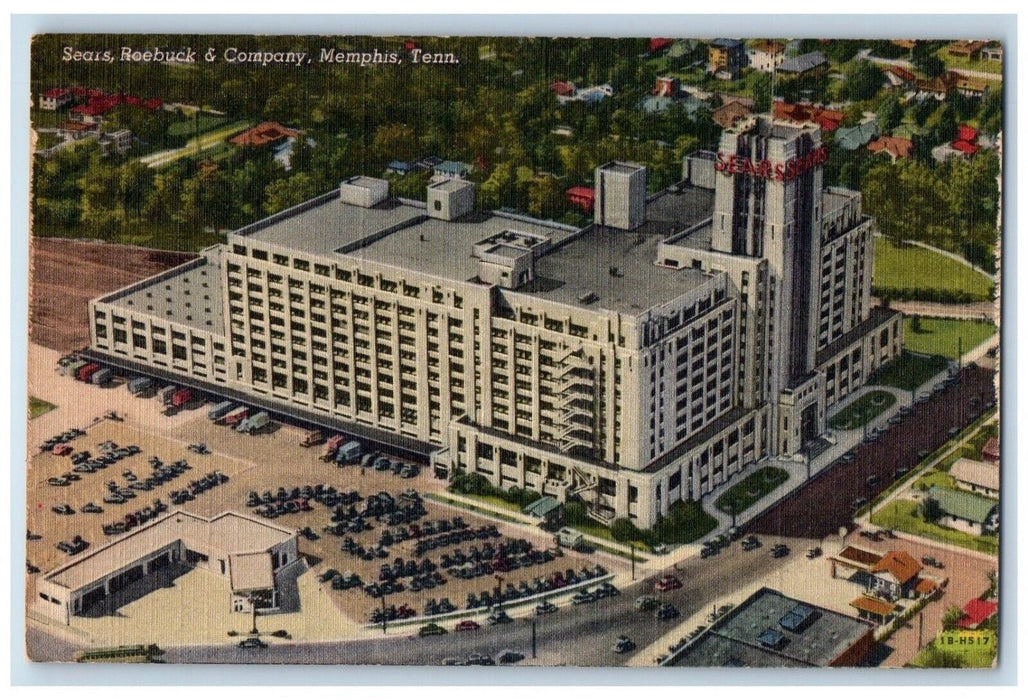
[{"left": 29, "top": 238, "right": 195, "bottom": 352}]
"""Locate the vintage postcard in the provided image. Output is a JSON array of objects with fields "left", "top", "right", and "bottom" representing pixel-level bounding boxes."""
[{"left": 26, "top": 33, "right": 1001, "bottom": 668}]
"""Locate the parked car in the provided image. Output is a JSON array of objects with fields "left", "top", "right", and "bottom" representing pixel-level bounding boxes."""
[
  {"left": 237, "top": 637, "right": 267, "bottom": 649},
  {"left": 572, "top": 590, "right": 597, "bottom": 605},
  {"left": 497, "top": 649, "right": 525, "bottom": 664},
  {"left": 47, "top": 477, "right": 70, "bottom": 487},
  {"left": 806, "top": 547, "right": 823, "bottom": 559},
  {"left": 454, "top": 620, "right": 480, "bottom": 632},
  {"left": 655, "top": 575, "right": 682, "bottom": 592},
  {"left": 418, "top": 623, "right": 448, "bottom": 637},
  {"left": 53, "top": 444, "right": 73, "bottom": 456},
  {"left": 742, "top": 535, "right": 761, "bottom": 551},
  {"left": 464, "top": 653, "right": 494, "bottom": 666},
  {"left": 612, "top": 635, "right": 636, "bottom": 654},
  {"left": 486, "top": 609, "right": 512, "bottom": 625},
  {"left": 634, "top": 595, "right": 658, "bottom": 612},
  {"left": 655, "top": 603, "right": 680, "bottom": 621},
  {"left": 535, "top": 601, "right": 558, "bottom": 616},
  {"left": 770, "top": 543, "right": 789, "bottom": 558},
  {"left": 921, "top": 555, "right": 944, "bottom": 569}
]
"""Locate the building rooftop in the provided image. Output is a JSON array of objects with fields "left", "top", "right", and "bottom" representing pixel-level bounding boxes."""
[
  {"left": 927, "top": 485, "right": 998, "bottom": 524},
  {"left": 950, "top": 458, "right": 1000, "bottom": 492},
  {"left": 44, "top": 511, "right": 294, "bottom": 592},
  {"left": 102, "top": 251, "right": 225, "bottom": 335},
  {"left": 670, "top": 587, "right": 873, "bottom": 667}
]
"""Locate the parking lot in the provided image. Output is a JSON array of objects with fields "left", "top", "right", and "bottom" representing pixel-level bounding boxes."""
[{"left": 26, "top": 376, "right": 602, "bottom": 634}]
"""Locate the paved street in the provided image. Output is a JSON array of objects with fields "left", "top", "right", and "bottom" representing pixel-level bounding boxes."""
[{"left": 24, "top": 534, "right": 808, "bottom": 666}]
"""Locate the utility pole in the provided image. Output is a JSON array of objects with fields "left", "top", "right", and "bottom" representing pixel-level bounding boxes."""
[
  {"left": 381, "top": 593, "right": 388, "bottom": 635},
  {"left": 917, "top": 610, "right": 924, "bottom": 650},
  {"left": 630, "top": 543, "right": 636, "bottom": 581},
  {"left": 531, "top": 620, "right": 537, "bottom": 659}
]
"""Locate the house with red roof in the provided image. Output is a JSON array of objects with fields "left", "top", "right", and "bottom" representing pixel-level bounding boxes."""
[
  {"left": 649, "top": 38, "right": 673, "bottom": 55},
  {"left": 549, "top": 81, "right": 576, "bottom": 97},
  {"left": 951, "top": 124, "right": 981, "bottom": 156},
  {"left": 982, "top": 436, "right": 999, "bottom": 465},
  {"left": 773, "top": 101, "right": 844, "bottom": 132},
  {"left": 39, "top": 88, "right": 74, "bottom": 111},
  {"left": 956, "top": 598, "right": 998, "bottom": 630},
  {"left": 883, "top": 65, "right": 916, "bottom": 89},
  {"left": 229, "top": 122, "right": 301, "bottom": 148},
  {"left": 566, "top": 186, "right": 595, "bottom": 213}
]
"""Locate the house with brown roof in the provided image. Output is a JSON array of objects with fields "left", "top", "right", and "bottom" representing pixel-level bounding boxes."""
[
  {"left": 869, "top": 550, "right": 923, "bottom": 602},
  {"left": 747, "top": 40, "right": 786, "bottom": 72},
  {"left": 882, "top": 65, "right": 916, "bottom": 89},
  {"left": 947, "top": 40, "right": 987, "bottom": 59},
  {"left": 229, "top": 121, "right": 301, "bottom": 148},
  {"left": 713, "top": 100, "right": 752, "bottom": 129},
  {"left": 950, "top": 458, "right": 1000, "bottom": 498},
  {"left": 868, "top": 136, "right": 914, "bottom": 161},
  {"left": 982, "top": 436, "right": 999, "bottom": 464}
]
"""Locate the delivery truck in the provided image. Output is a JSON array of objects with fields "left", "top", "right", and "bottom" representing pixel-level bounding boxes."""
[
  {"left": 208, "top": 400, "right": 235, "bottom": 421},
  {"left": 90, "top": 367, "right": 113, "bottom": 385},
  {"left": 236, "top": 411, "right": 270, "bottom": 434},
  {"left": 334, "top": 440, "right": 363, "bottom": 464},
  {"left": 77, "top": 363, "right": 101, "bottom": 382},
  {"left": 300, "top": 429, "right": 323, "bottom": 447},
  {"left": 169, "top": 389, "right": 193, "bottom": 408},
  {"left": 554, "top": 528, "right": 585, "bottom": 550},
  {"left": 223, "top": 406, "right": 249, "bottom": 426},
  {"left": 321, "top": 435, "right": 346, "bottom": 462},
  {"left": 128, "top": 377, "right": 153, "bottom": 395}
]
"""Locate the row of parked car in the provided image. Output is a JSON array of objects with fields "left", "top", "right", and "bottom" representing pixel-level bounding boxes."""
[
  {"left": 170, "top": 470, "right": 229, "bottom": 504},
  {"left": 101, "top": 498, "right": 170, "bottom": 536},
  {"left": 413, "top": 525, "right": 502, "bottom": 555},
  {"left": 39, "top": 427, "right": 86, "bottom": 453}
]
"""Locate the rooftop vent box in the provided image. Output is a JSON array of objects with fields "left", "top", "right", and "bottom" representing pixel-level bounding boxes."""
[
  {"left": 340, "top": 176, "right": 389, "bottom": 208},
  {"left": 427, "top": 178, "right": 475, "bottom": 221}
]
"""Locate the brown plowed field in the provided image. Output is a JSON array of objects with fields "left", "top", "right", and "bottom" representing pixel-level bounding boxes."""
[
  {"left": 749, "top": 365, "right": 997, "bottom": 539},
  {"left": 29, "top": 238, "right": 196, "bottom": 352}
]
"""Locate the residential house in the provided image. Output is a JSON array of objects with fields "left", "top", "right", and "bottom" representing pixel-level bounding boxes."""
[
  {"left": 933, "top": 125, "right": 986, "bottom": 162},
  {"left": 558, "top": 84, "right": 614, "bottom": 106},
  {"left": 549, "top": 81, "right": 576, "bottom": 97},
  {"left": 641, "top": 93, "right": 708, "bottom": 117},
  {"left": 835, "top": 117, "right": 880, "bottom": 151},
  {"left": 39, "top": 88, "right": 74, "bottom": 111},
  {"left": 708, "top": 38, "right": 746, "bottom": 80},
  {"left": 982, "top": 436, "right": 1000, "bottom": 464},
  {"left": 982, "top": 43, "right": 1003, "bottom": 62},
  {"left": 891, "top": 40, "right": 918, "bottom": 52},
  {"left": 949, "top": 458, "right": 1000, "bottom": 498},
  {"left": 947, "top": 40, "right": 987, "bottom": 60},
  {"left": 565, "top": 186, "right": 595, "bottom": 213},
  {"left": 868, "top": 550, "right": 923, "bottom": 602},
  {"left": 955, "top": 599, "right": 998, "bottom": 630},
  {"left": 747, "top": 40, "right": 786, "bottom": 72},
  {"left": 433, "top": 160, "right": 473, "bottom": 179},
  {"left": 777, "top": 51, "right": 829, "bottom": 78},
  {"left": 867, "top": 136, "right": 914, "bottom": 161},
  {"left": 713, "top": 100, "right": 753, "bottom": 129},
  {"left": 773, "top": 101, "right": 844, "bottom": 132},
  {"left": 98, "top": 129, "right": 133, "bottom": 156},
  {"left": 882, "top": 65, "right": 916, "bottom": 89},
  {"left": 654, "top": 76, "right": 681, "bottom": 98},
  {"left": 649, "top": 38, "right": 673, "bottom": 55},
  {"left": 917, "top": 71, "right": 988, "bottom": 100},
  {"left": 925, "top": 485, "right": 998, "bottom": 536},
  {"left": 386, "top": 160, "right": 414, "bottom": 176},
  {"left": 228, "top": 122, "right": 300, "bottom": 148}
]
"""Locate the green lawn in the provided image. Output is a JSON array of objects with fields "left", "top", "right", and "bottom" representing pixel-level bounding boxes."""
[
  {"left": 869, "top": 351, "right": 949, "bottom": 392},
  {"left": 166, "top": 112, "right": 229, "bottom": 138},
  {"left": 716, "top": 467, "right": 789, "bottom": 515},
  {"left": 911, "top": 469, "right": 955, "bottom": 491},
  {"left": 829, "top": 390, "right": 896, "bottom": 430},
  {"left": 935, "top": 47, "right": 1002, "bottom": 75},
  {"left": 870, "top": 499, "right": 998, "bottom": 555},
  {"left": 28, "top": 396, "right": 56, "bottom": 419},
  {"left": 904, "top": 317, "right": 997, "bottom": 359},
  {"left": 909, "top": 630, "right": 997, "bottom": 668},
  {"left": 874, "top": 239, "right": 993, "bottom": 301}
]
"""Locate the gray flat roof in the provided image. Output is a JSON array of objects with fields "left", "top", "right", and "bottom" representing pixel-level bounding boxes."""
[
  {"left": 104, "top": 251, "right": 225, "bottom": 335},
  {"left": 600, "top": 161, "right": 646, "bottom": 175},
  {"left": 355, "top": 211, "right": 573, "bottom": 282},
  {"left": 670, "top": 587, "right": 872, "bottom": 667},
  {"left": 242, "top": 193, "right": 426, "bottom": 257}
]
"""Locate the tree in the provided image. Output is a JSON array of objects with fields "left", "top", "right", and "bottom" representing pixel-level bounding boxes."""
[
  {"left": 371, "top": 123, "right": 419, "bottom": 167},
  {"left": 839, "top": 61, "right": 885, "bottom": 102},
  {"left": 749, "top": 71, "right": 773, "bottom": 113},
  {"left": 912, "top": 44, "right": 946, "bottom": 78},
  {"left": 611, "top": 518, "right": 642, "bottom": 543},
  {"left": 478, "top": 161, "right": 516, "bottom": 211},
  {"left": 910, "top": 316, "right": 923, "bottom": 333},
  {"left": 878, "top": 97, "right": 905, "bottom": 133},
  {"left": 527, "top": 175, "right": 565, "bottom": 219},
  {"left": 120, "top": 161, "right": 152, "bottom": 222},
  {"left": 921, "top": 496, "right": 942, "bottom": 522},
  {"left": 263, "top": 172, "right": 320, "bottom": 215},
  {"left": 942, "top": 605, "right": 965, "bottom": 630}
]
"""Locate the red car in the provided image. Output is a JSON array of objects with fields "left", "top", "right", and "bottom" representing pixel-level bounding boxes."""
[
  {"left": 53, "top": 443, "right": 73, "bottom": 456},
  {"left": 654, "top": 575, "right": 682, "bottom": 593},
  {"left": 454, "top": 620, "right": 481, "bottom": 632}
]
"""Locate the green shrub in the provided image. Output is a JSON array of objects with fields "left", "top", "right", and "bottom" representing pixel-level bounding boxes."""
[{"left": 611, "top": 518, "right": 642, "bottom": 542}]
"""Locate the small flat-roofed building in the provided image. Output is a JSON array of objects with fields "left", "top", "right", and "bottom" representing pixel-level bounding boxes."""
[
  {"left": 667, "top": 587, "right": 875, "bottom": 667},
  {"left": 35, "top": 511, "right": 298, "bottom": 625},
  {"left": 950, "top": 458, "right": 1000, "bottom": 498}
]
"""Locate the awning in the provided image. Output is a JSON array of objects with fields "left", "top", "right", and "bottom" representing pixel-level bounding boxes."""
[{"left": 849, "top": 597, "right": 896, "bottom": 618}]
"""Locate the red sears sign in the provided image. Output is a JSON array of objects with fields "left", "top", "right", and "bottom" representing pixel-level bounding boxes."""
[{"left": 715, "top": 146, "right": 829, "bottom": 182}]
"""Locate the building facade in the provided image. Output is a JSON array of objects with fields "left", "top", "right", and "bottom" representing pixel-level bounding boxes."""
[{"left": 88, "top": 115, "right": 900, "bottom": 528}]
